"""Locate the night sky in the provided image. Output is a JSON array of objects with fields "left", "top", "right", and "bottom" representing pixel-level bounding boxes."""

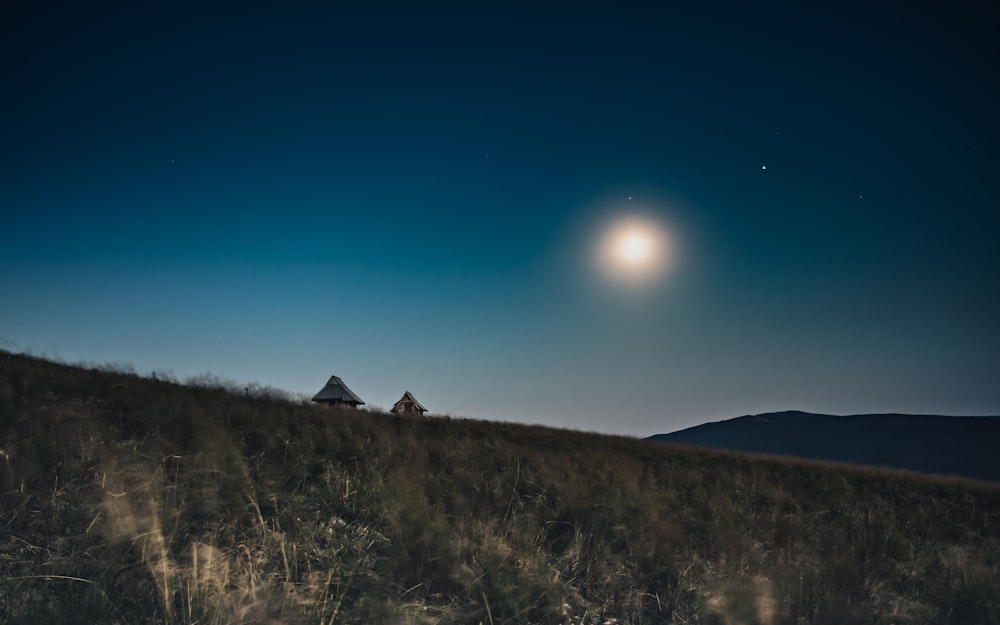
[{"left": 3, "top": 2, "right": 998, "bottom": 436}]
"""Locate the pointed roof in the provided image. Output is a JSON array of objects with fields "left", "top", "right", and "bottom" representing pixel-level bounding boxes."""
[
  {"left": 392, "top": 390, "right": 426, "bottom": 413},
  {"left": 311, "top": 375, "right": 365, "bottom": 405}
]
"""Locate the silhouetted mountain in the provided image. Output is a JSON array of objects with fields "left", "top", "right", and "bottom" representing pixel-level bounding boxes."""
[{"left": 649, "top": 410, "right": 1000, "bottom": 482}]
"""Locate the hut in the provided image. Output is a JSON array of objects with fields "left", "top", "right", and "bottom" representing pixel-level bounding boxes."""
[
  {"left": 391, "top": 391, "right": 427, "bottom": 417},
  {"left": 311, "top": 375, "right": 365, "bottom": 408}
]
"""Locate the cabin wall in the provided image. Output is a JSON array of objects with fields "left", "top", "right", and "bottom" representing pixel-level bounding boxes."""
[
  {"left": 317, "top": 399, "right": 358, "bottom": 409},
  {"left": 392, "top": 401, "right": 423, "bottom": 416}
]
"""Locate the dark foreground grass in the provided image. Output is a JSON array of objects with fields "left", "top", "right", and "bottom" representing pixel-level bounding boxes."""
[{"left": 1, "top": 351, "right": 998, "bottom": 624}]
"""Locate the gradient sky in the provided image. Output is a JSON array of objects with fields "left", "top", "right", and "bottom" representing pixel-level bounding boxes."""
[{"left": 3, "top": 2, "right": 998, "bottom": 436}]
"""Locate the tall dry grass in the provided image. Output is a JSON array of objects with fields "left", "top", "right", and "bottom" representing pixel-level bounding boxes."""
[{"left": 1, "top": 350, "right": 999, "bottom": 624}]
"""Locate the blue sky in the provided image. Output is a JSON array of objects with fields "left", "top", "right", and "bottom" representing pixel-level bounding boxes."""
[{"left": 2, "top": 1, "right": 997, "bottom": 436}]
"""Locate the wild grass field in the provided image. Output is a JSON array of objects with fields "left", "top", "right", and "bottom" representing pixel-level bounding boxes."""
[{"left": 1, "top": 351, "right": 998, "bottom": 624}]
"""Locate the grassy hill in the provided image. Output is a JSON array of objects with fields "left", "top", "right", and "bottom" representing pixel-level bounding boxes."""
[{"left": 1, "top": 351, "right": 999, "bottom": 625}]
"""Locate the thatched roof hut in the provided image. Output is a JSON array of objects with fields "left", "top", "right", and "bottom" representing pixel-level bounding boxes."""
[{"left": 311, "top": 375, "right": 365, "bottom": 408}]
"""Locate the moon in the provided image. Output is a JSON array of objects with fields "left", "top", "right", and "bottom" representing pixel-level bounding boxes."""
[
  {"left": 596, "top": 215, "right": 670, "bottom": 285},
  {"left": 618, "top": 230, "right": 653, "bottom": 265}
]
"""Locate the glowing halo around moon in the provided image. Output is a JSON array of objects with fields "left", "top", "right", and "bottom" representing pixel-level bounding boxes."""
[{"left": 595, "top": 214, "right": 671, "bottom": 286}]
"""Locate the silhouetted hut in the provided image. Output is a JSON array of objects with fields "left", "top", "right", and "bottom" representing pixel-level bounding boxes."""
[
  {"left": 391, "top": 391, "right": 427, "bottom": 416},
  {"left": 311, "top": 375, "right": 365, "bottom": 408}
]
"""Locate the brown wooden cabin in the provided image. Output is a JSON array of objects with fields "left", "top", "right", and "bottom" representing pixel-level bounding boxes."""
[{"left": 391, "top": 391, "right": 427, "bottom": 416}]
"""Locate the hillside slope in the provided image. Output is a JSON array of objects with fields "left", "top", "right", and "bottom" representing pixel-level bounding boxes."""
[
  {"left": 649, "top": 410, "right": 1000, "bottom": 482},
  {"left": 2, "top": 352, "right": 999, "bottom": 624}
]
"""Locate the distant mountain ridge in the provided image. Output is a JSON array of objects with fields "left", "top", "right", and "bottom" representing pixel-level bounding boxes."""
[{"left": 648, "top": 410, "right": 1000, "bottom": 482}]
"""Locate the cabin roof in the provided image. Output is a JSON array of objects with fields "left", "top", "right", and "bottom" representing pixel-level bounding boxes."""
[
  {"left": 311, "top": 375, "right": 365, "bottom": 405},
  {"left": 393, "top": 390, "right": 426, "bottom": 412}
]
